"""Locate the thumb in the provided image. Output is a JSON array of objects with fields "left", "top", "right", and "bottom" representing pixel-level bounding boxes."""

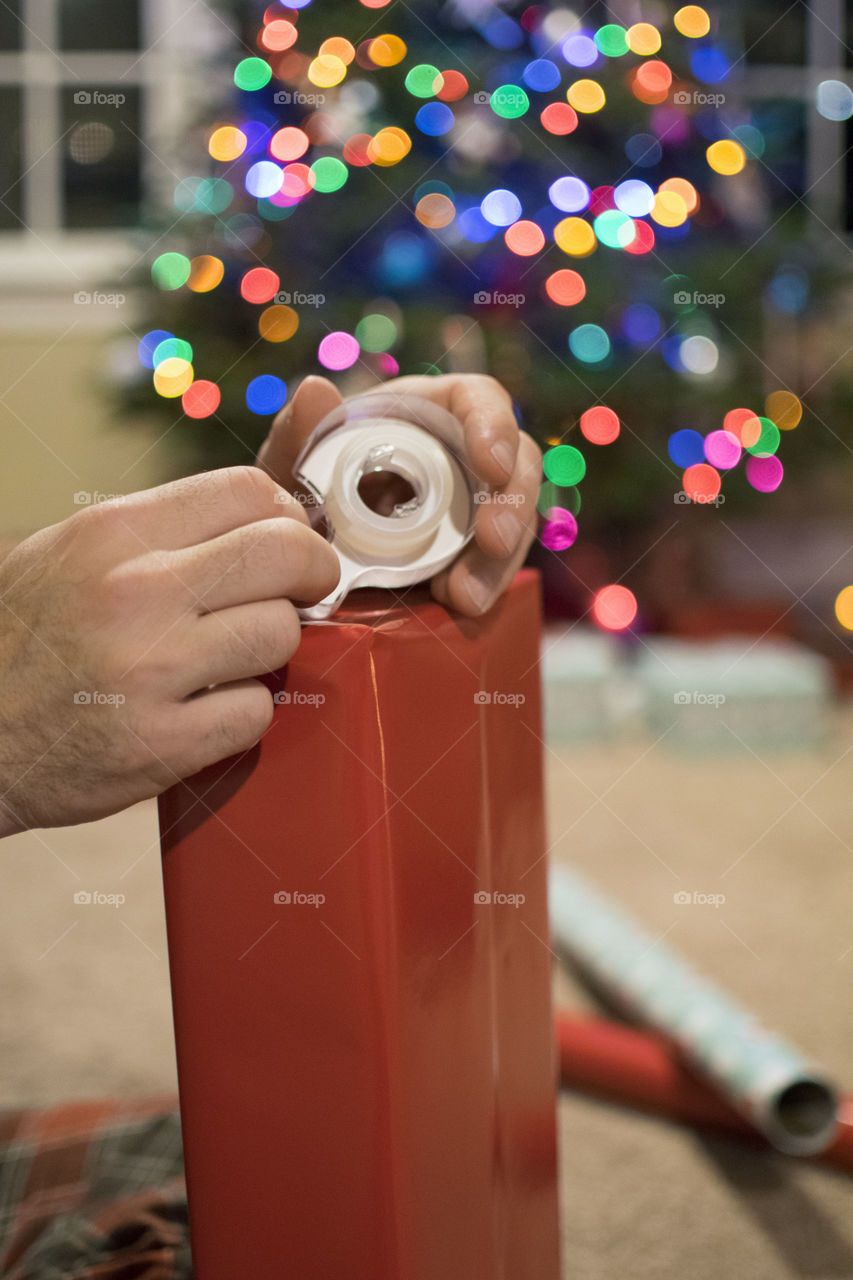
[{"left": 256, "top": 375, "right": 344, "bottom": 487}]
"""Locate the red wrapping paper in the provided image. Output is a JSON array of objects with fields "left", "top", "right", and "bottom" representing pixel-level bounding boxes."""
[
  {"left": 556, "top": 1014, "right": 853, "bottom": 1174},
  {"left": 159, "top": 570, "right": 560, "bottom": 1280}
]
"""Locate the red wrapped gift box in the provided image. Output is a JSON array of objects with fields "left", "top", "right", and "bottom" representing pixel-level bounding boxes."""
[{"left": 159, "top": 569, "right": 560, "bottom": 1280}]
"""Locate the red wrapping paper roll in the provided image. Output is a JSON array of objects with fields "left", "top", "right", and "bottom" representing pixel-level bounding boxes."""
[
  {"left": 556, "top": 1014, "right": 853, "bottom": 1174},
  {"left": 159, "top": 571, "right": 560, "bottom": 1280}
]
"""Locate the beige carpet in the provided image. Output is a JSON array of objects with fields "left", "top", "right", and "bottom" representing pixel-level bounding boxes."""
[{"left": 3, "top": 712, "right": 853, "bottom": 1278}]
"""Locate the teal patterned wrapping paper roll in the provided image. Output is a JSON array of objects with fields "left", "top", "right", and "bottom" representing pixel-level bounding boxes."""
[{"left": 549, "top": 865, "right": 838, "bottom": 1156}]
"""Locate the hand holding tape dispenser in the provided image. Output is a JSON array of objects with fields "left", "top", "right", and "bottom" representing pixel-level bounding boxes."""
[
  {"left": 158, "top": 388, "right": 561, "bottom": 1280},
  {"left": 292, "top": 389, "right": 488, "bottom": 618}
]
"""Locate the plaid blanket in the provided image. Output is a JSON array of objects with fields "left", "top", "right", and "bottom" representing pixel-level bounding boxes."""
[{"left": 0, "top": 1096, "right": 191, "bottom": 1279}]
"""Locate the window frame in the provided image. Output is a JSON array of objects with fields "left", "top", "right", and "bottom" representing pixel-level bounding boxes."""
[{"left": 0, "top": 0, "right": 234, "bottom": 286}]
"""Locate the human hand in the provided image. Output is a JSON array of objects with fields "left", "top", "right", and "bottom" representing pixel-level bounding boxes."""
[
  {"left": 257, "top": 372, "right": 541, "bottom": 616},
  {"left": 0, "top": 467, "right": 339, "bottom": 834}
]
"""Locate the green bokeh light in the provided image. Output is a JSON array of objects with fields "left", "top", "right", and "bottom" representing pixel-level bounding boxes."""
[
  {"left": 405, "top": 64, "right": 443, "bottom": 97},
  {"left": 151, "top": 253, "right": 191, "bottom": 291},
  {"left": 490, "top": 83, "right": 530, "bottom": 119},
  {"left": 196, "top": 178, "right": 234, "bottom": 215},
  {"left": 746, "top": 418, "right": 781, "bottom": 456},
  {"left": 234, "top": 57, "right": 272, "bottom": 92},
  {"left": 568, "top": 324, "right": 611, "bottom": 364},
  {"left": 153, "top": 337, "right": 193, "bottom": 367},
  {"left": 594, "top": 24, "right": 629, "bottom": 57},
  {"left": 257, "top": 198, "right": 295, "bottom": 222},
  {"left": 537, "top": 480, "right": 581, "bottom": 518},
  {"left": 354, "top": 313, "right": 398, "bottom": 353},
  {"left": 543, "top": 445, "right": 587, "bottom": 487},
  {"left": 593, "top": 209, "right": 636, "bottom": 248},
  {"left": 311, "top": 157, "right": 348, "bottom": 192},
  {"left": 732, "top": 124, "right": 766, "bottom": 159}
]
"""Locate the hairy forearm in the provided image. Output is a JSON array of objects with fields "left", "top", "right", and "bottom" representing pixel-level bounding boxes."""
[{"left": 0, "top": 795, "right": 26, "bottom": 839}]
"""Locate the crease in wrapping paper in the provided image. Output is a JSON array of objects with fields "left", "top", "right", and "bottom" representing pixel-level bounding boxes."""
[
  {"left": 365, "top": 644, "right": 403, "bottom": 1273},
  {"left": 158, "top": 571, "right": 560, "bottom": 1280}
]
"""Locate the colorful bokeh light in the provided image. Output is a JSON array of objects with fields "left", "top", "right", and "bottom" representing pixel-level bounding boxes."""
[
  {"left": 674, "top": 6, "right": 711, "bottom": 38},
  {"left": 835, "top": 587, "right": 853, "bottom": 631},
  {"left": 182, "top": 380, "right": 221, "bottom": 419},
  {"left": 580, "top": 406, "right": 620, "bottom": 445},
  {"left": 682, "top": 462, "right": 721, "bottom": 503},
  {"left": 246, "top": 375, "right": 288, "bottom": 414},
  {"left": 543, "top": 444, "right": 586, "bottom": 486},
  {"left": 567, "top": 79, "right": 605, "bottom": 113},
  {"left": 745, "top": 454, "right": 784, "bottom": 493},
  {"left": 151, "top": 253, "right": 191, "bottom": 291},
  {"left": 592, "top": 585, "right": 638, "bottom": 631},
  {"left": 240, "top": 267, "right": 280, "bottom": 304},
  {"left": 765, "top": 390, "right": 803, "bottom": 431},
  {"left": 545, "top": 269, "right": 586, "bottom": 306},
  {"left": 318, "top": 331, "right": 361, "bottom": 370},
  {"left": 706, "top": 140, "right": 746, "bottom": 175},
  {"left": 541, "top": 507, "right": 578, "bottom": 551}
]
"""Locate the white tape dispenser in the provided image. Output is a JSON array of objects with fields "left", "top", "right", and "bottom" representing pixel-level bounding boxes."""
[{"left": 293, "top": 390, "right": 487, "bottom": 620}]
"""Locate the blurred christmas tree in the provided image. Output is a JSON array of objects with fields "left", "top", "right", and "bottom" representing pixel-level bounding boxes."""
[{"left": 121, "top": 0, "right": 853, "bottom": 619}]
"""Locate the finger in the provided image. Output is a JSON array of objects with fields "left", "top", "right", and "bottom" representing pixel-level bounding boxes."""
[
  {"left": 431, "top": 433, "right": 540, "bottom": 614},
  {"left": 97, "top": 465, "right": 308, "bottom": 553},
  {"left": 256, "top": 375, "right": 344, "bottom": 487},
  {"left": 470, "top": 430, "right": 542, "bottom": 561},
  {"left": 372, "top": 374, "right": 520, "bottom": 489},
  {"left": 166, "top": 679, "right": 275, "bottom": 777},
  {"left": 169, "top": 518, "right": 340, "bottom": 614},
  {"left": 178, "top": 597, "right": 302, "bottom": 694},
  {"left": 430, "top": 534, "right": 534, "bottom": 618}
]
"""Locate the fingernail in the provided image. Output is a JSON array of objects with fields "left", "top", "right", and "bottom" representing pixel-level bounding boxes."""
[
  {"left": 464, "top": 574, "right": 492, "bottom": 615},
  {"left": 490, "top": 440, "right": 514, "bottom": 478},
  {"left": 493, "top": 510, "right": 520, "bottom": 553}
]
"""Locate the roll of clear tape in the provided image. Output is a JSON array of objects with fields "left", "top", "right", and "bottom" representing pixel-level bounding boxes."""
[{"left": 293, "top": 391, "right": 486, "bottom": 620}]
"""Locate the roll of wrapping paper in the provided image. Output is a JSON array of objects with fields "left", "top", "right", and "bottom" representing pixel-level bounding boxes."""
[
  {"left": 549, "top": 866, "right": 839, "bottom": 1156},
  {"left": 555, "top": 1014, "right": 853, "bottom": 1175}
]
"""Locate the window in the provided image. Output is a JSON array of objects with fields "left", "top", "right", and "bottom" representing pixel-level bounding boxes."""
[
  {"left": 0, "top": 0, "right": 230, "bottom": 257},
  {"left": 727, "top": 0, "right": 853, "bottom": 232},
  {"left": 740, "top": 1, "right": 809, "bottom": 66},
  {"left": 0, "top": 2, "right": 23, "bottom": 51},
  {"left": 0, "top": 88, "right": 23, "bottom": 233},
  {"left": 0, "top": 0, "right": 146, "bottom": 234},
  {"left": 61, "top": 86, "right": 142, "bottom": 229},
  {"left": 59, "top": 0, "right": 140, "bottom": 52}
]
